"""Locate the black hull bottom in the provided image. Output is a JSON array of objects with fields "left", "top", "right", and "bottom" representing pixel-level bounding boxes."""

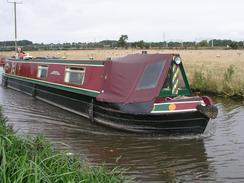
[
  {"left": 94, "top": 105, "right": 209, "bottom": 134},
  {"left": 2, "top": 75, "right": 210, "bottom": 134}
]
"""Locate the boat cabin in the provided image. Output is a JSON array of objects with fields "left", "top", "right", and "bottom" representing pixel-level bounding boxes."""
[
  {"left": 97, "top": 54, "right": 191, "bottom": 104},
  {"left": 3, "top": 53, "right": 190, "bottom": 103}
]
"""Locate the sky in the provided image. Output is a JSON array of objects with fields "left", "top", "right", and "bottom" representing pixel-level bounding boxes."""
[{"left": 0, "top": 0, "right": 244, "bottom": 43}]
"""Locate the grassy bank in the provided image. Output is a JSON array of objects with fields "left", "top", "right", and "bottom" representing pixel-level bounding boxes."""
[
  {"left": 1, "top": 49, "right": 244, "bottom": 98},
  {"left": 189, "top": 64, "right": 244, "bottom": 99},
  {"left": 0, "top": 108, "right": 129, "bottom": 183}
]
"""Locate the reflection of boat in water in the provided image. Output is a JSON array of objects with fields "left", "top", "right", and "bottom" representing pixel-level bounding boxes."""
[
  {"left": 51, "top": 128, "right": 214, "bottom": 182},
  {"left": 2, "top": 51, "right": 217, "bottom": 134}
]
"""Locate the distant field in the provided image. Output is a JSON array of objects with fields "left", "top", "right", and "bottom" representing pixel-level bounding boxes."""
[{"left": 1, "top": 49, "right": 244, "bottom": 97}]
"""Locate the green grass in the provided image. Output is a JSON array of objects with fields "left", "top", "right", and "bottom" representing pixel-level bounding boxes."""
[
  {"left": 190, "top": 65, "right": 244, "bottom": 99},
  {"left": 0, "top": 108, "right": 131, "bottom": 183}
]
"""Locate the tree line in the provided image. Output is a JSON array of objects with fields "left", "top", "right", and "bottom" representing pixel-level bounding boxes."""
[{"left": 0, "top": 36, "right": 243, "bottom": 51}]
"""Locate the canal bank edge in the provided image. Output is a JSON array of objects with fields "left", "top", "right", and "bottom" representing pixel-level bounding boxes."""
[{"left": 0, "top": 107, "right": 131, "bottom": 183}]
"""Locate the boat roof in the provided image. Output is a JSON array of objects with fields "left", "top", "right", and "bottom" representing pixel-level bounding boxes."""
[
  {"left": 97, "top": 54, "right": 173, "bottom": 104},
  {"left": 7, "top": 57, "right": 105, "bottom": 66}
]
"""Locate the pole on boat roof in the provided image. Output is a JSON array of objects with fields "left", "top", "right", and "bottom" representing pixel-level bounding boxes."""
[{"left": 7, "top": 0, "right": 23, "bottom": 52}]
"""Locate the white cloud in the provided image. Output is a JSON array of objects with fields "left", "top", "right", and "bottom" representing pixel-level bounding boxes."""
[{"left": 0, "top": 0, "right": 243, "bottom": 43}]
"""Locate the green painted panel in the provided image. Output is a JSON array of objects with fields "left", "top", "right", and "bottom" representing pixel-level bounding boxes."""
[
  {"left": 153, "top": 104, "right": 169, "bottom": 111},
  {"left": 159, "top": 88, "right": 172, "bottom": 97},
  {"left": 179, "top": 63, "right": 191, "bottom": 93},
  {"left": 178, "top": 88, "right": 191, "bottom": 96},
  {"left": 159, "top": 60, "right": 191, "bottom": 97}
]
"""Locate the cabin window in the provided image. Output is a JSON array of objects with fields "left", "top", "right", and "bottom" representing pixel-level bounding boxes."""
[
  {"left": 64, "top": 67, "right": 85, "bottom": 85},
  {"left": 37, "top": 65, "right": 48, "bottom": 79},
  {"left": 137, "top": 61, "right": 164, "bottom": 90}
]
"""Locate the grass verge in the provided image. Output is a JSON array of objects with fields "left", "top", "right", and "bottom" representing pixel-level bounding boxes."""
[
  {"left": 190, "top": 65, "right": 244, "bottom": 99},
  {"left": 0, "top": 108, "right": 130, "bottom": 183}
]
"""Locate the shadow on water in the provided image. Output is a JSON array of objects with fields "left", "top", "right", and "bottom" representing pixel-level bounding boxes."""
[{"left": 1, "top": 67, "right": 244, "bottom": 182}]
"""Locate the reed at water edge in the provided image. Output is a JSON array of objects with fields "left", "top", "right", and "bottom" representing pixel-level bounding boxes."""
[
  {"left": 189, "top": 64, "right": 244, "bottom": 99},
  {"left": 0, "top": 107, "right": 131, "bottom": 183}
]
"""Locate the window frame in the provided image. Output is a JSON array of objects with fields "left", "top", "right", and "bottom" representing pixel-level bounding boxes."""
[
  {"left": 64, "top": 66, "right": 86, "bottom": 85},
  {"left": 37, "top": 65, "right": 48, "bottom": 79},
  {"left": 136, "top": 61, "right": 165, "bottom": 90}
]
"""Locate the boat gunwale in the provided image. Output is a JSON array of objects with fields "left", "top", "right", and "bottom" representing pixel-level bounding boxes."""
[{"left": 6, "top": 58, "right": 105, "bottom": 66}]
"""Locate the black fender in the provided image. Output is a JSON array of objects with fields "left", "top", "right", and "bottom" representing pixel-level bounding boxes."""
[{"left": 197, "top": 104, "right": 218, "bottom": 119}]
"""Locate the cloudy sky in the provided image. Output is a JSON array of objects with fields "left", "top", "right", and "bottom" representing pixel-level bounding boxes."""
[{"left": 1, "top": 0, "right": 243, "bottom": 43}]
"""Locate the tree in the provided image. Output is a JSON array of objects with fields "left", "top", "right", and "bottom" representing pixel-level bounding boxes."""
[
  {"left": 137, "top": 40, "right": 145, "bottom": 49},
  {"left": 229, "top": 42, "right": 238, "bottom": 49},
  {"left": 131, "top": 40, "right": 150, "bottom": 49},
  {"left": 197, "top": 40, "right": 209, "bottom": 47},
  {"left": 118, "top": 35, "right": 128, "bottom": 48}
]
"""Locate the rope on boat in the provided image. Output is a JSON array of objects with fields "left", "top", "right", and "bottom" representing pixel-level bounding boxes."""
[{"left": 196, "top": 104, "right": 218, "bottom": 119}]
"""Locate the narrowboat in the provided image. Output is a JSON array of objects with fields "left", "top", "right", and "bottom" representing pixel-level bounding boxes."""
[{"left": 1, "top": 52, "right": 218, "bottom": 134}]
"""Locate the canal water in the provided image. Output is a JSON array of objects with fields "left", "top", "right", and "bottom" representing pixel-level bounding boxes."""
[{"left": 0, "top": 67, "right": 244, "bottom": 182}]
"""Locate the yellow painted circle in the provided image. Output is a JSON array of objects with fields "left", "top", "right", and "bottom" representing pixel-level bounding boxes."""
[{"left": 169, "top": 104, "right": 176, "bottom": 111}]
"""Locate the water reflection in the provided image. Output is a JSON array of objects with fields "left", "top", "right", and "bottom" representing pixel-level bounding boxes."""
[{"left": 55, "top": 135, "right": 214, "bottom": 182}]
